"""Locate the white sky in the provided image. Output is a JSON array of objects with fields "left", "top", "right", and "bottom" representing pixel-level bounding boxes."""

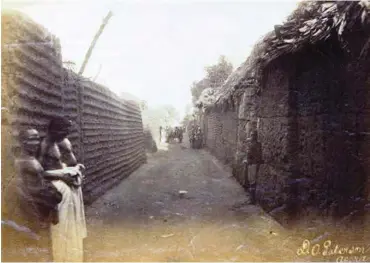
[{"left": 3, "top": 0, "right": 299, "bottom": 118}]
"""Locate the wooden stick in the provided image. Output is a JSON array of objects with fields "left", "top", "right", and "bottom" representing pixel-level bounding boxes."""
[{"left": 78, "top": 11, "right": 113, "bottom": 75}]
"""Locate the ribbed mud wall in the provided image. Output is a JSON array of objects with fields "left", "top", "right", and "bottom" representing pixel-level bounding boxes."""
[
  {"left": 1, "top": 12, "right": 65, "bottom": 219},
  {"left": 63, "top": 69, "right": 83, "bottom": 160},
  {"left": 203, "top": 110, "right": 238, "bottom": 166},
  {"left": 1, "top": 12, "right": 146, "bottom": 220},
  {"left": 80, "top": 79, "right": 146, "bottom": 203},
  {"left": 1, "top": 13, "right": 64, "bottom": 133}
]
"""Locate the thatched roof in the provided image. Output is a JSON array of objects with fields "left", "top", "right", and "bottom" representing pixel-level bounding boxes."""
[{"left": 208, "top": 1, "right": 370, "bottom": 112}]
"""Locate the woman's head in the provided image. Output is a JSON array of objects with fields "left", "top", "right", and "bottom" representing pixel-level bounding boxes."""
[
  {"left": 48, "top": 117, "right": 72, "bottom": 142},
  {"left": 18, "top": 128, "right": 40, "bottom": 156}
]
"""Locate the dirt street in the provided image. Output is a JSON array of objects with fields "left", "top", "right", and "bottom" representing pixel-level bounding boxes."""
[{"left": 84, "top": 135, "right": 307, "bottom": 262}]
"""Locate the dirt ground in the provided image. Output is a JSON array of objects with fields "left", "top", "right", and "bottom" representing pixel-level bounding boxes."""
[
  {"left": 84, "top": 135, "right": 305, "bottom": 262},
  {"left": 2, "top": 135, "right": 368, "bottom": 262},
  {"left": 84, "top": 134, "right": 370, "bottom": 262}
]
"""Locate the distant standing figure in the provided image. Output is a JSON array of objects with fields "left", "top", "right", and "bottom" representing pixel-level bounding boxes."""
[
  {"left": 243, "top": 130, "right": 262, "bottom": 204},
  {"left": 159, "top": 126, "right": 163, "bottom": 142}
]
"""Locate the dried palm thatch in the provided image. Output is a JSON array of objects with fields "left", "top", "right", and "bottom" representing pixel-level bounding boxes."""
[{"left": 208, "top": 1, "right": 370, "bottom": 112}]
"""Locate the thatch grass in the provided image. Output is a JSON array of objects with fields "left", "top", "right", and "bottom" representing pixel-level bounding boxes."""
[{"left": 205, "top": 1, "right": 370, "bottom": 112}]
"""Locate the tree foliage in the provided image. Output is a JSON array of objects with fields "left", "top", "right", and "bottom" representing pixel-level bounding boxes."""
[
  {"left": 191, "top": 79, "right": 210, "bottom": 105},
  {"left": 205, "top": 55, "right": 234, "bottom": 89},
  {"left": 142, "top": 104, "right": 180, "bottom": 129},
  {"left": 191, "top": 55, "right": 233, "bottom": 105},
  {"left": 162, "top": 104, "right": 180, "bottom": 126},
  {"left": 140, "top": 100, "right": 148, "bottom": 111}
]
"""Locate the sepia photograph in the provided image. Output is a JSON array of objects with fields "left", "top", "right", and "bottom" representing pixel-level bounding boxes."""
[{"left": 1, "top": 0, "right": 370, "bottom": 262}]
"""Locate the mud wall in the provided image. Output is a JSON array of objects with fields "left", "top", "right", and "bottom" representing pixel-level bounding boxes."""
[
  {"left": 203, "top": 110, "right": 238, "bottom": 166},
  {"left": 286, "top": 43, "right": 349, "bottom": 218},
  {"left": 78, "top": 77, "right": 146, "bottom": 204},
  {"left": 1, "top": 12, "right": 146, "bottom": 222},
  {"left": 255, "top": 58, "right": 293, "bottom": 216},
  {"left": 204, "top": 32, "right": 369, "bottom": 223},
  {"left": 1, "top": 12, "right": 65, "bottom": 220},
  {"left": 250, "top": 36, "right": 369, "bottom": 222}
]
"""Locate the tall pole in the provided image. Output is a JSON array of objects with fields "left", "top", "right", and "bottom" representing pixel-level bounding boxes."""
[{"left": 78, "top": 11, "right": 113, "bottom": 75}]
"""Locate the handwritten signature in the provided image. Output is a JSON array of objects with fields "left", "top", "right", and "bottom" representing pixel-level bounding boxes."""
[{"left": 297, "top": 239, "right": 370, "bottom": 262}]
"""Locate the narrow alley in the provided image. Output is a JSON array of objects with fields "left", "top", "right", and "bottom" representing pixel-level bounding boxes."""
[
  {"left": 84, "top": 136, "right": 298, "bottom": 262},
  {"left": 2, "top": 2, "right": 370, "bottom": 262}
]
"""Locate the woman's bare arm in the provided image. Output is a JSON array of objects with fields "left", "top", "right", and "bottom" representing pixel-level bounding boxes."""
[{"left": 43, "top": 167, "right": 79, "bottom": 185}]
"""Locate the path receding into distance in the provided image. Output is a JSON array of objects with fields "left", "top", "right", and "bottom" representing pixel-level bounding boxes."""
[{"left": 84, "top": 136, "right": 324, "bottom": 261}]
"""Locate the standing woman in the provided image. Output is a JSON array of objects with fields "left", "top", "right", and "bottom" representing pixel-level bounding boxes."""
[
  {"left": 8, "top": 129, "right": 72, "bottom": 261},
  {"left": 39, "top": 117, "right": 87, "bottom": 262}
]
